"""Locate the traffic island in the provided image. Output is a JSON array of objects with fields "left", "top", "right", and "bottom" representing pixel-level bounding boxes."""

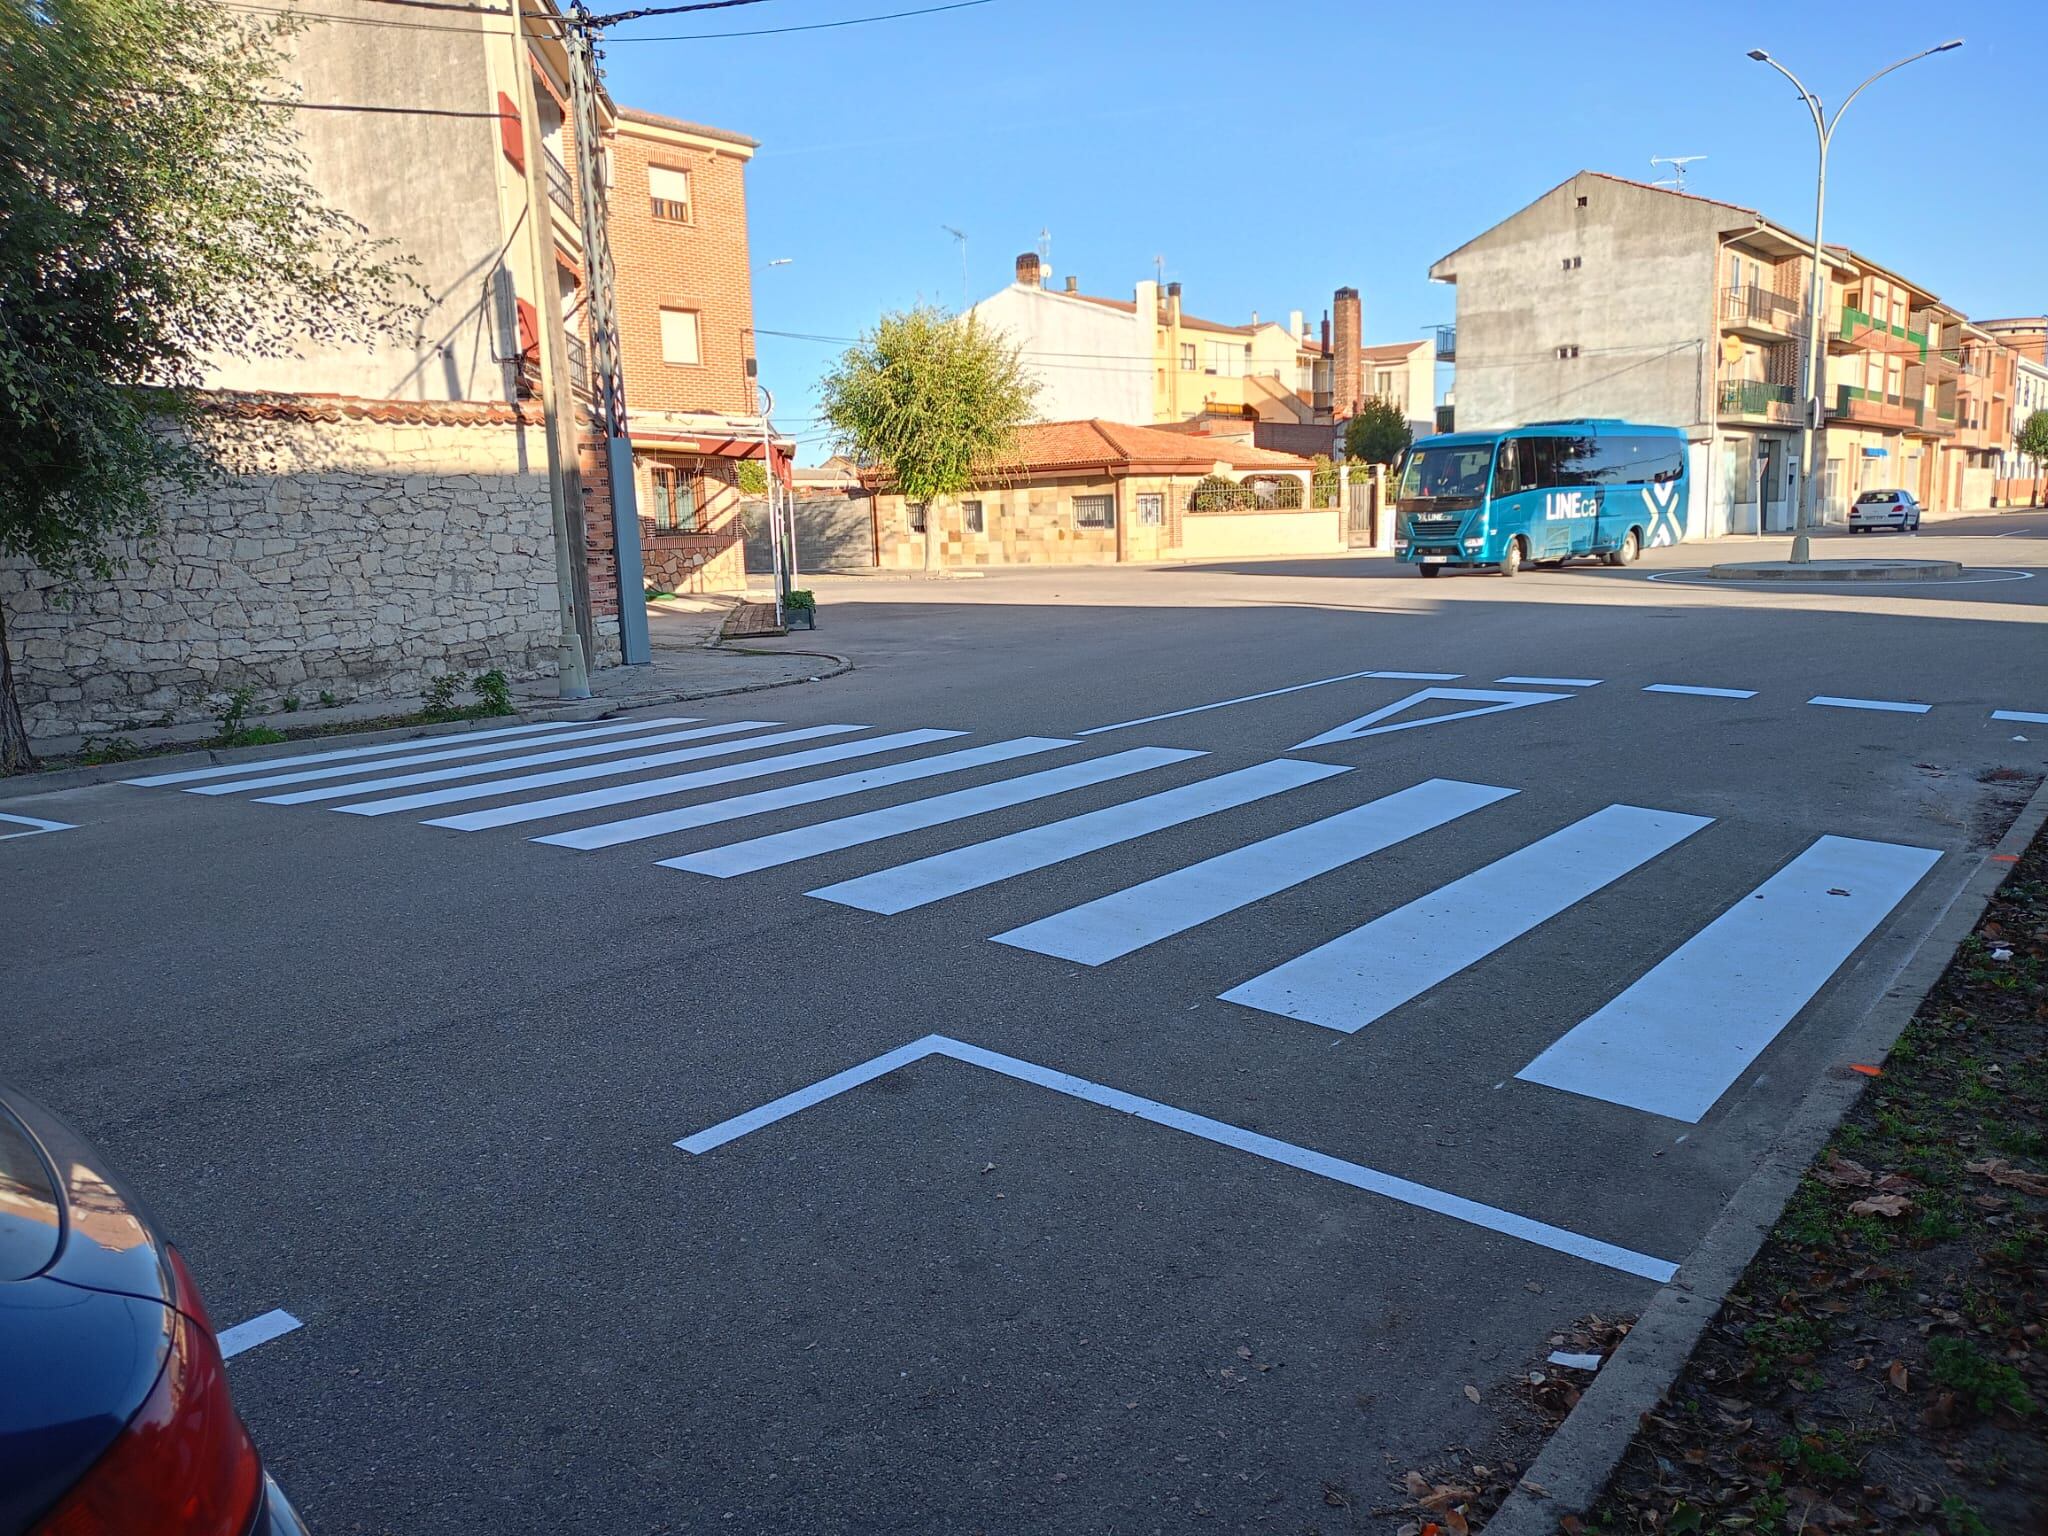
[{"left": 1701, "top": 558, "right": 1965, "bottom": 582}]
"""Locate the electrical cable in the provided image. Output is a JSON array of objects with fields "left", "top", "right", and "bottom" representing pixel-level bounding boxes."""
[{"left": 608, "top": 0, "right": 990, "bottom": 42}]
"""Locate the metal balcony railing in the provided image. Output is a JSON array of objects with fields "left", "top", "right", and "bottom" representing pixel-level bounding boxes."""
[
  {"left": 564, "top": 331, "right": 590, "bottom": 397},
  {"left": 544, "top": 149, "right": 575, "bottom": 217},
  {"left": 1835, "top": 306, "right": 1928, "bottom": 359},
  {"left": 1719, "top": 285, "right": 1804, "bottom": 332},
  {"left": 1718, "top": 377, "right": 1798, "bottom": 423},
  {"left": 1831, "top": 383, "right": 1923, "bottom": 428},
  {"left": 1434, "top": 324, "right": 1456, "bottom": 361}
]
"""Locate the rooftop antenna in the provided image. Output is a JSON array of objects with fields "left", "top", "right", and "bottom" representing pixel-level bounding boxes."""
[
  {"left": 1037, "top": 226, "right": 1051, "bottom": 274},
  {"left": 941, "top": 224, "right": 968, "bottom": 311},
  {"left": 1154, "top": 253, "right": 1166, "bottom": 285},
  {"left": 1649, "top": 154, "right": 1707, "bottom": 192}
]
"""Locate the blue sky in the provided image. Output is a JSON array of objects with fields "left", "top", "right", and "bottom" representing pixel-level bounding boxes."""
[{"left": 598, "top": 0, "right": 2040, "bottom": 461}]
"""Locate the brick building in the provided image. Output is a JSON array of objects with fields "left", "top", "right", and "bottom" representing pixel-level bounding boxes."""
[{"left": 600, "top": 107, "right": 768, "bottom": 595}]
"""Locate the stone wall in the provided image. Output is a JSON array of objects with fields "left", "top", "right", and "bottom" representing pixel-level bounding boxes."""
[{"left": 1, "top": 401, "right": 569, "bottom": 741}]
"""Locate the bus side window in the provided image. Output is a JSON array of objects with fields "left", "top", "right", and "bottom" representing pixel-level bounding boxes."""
[
  {"left": 1524, "top": 436, "right": 1561, "bottom": 492},
  {"left": 1493, "top": 440, "right": 1522, "bottom": 497}
]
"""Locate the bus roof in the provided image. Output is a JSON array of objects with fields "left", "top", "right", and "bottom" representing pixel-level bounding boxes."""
[{"left": 1411, "top": 419, "right": 1685, "bottom": 450}]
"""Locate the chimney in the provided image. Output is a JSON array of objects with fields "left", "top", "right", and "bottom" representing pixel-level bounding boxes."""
[
  {"left": 1250, "top": 309, "right": 1259, "bottom": 326},
  {"left": 1289, "top": 309, "right": 1304, "bottom": 342},
  {"left": 1333, "top": 286, "right": 1363, "bottom": 417},
  {"left": 1015, "top": 252, "right": 1041, "bottom": 287},
  {"left": 1065, "top": 275, "right": 1078, "bottom": 294},
  {"left": 1166, "top": 281, "right": 1182, "bottom": 324}
]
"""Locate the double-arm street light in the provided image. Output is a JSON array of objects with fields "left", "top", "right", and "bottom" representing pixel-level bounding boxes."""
[{"left": 1746, "top": 39, "right": 1962, "bottom": 529}]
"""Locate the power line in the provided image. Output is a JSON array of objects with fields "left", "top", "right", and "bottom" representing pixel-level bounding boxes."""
[
  {"left": 579, "top": 0, "right": 769, "bottom": 26},
  {"left": 608, "top": 0, "right": 991, "bottom": 42}
]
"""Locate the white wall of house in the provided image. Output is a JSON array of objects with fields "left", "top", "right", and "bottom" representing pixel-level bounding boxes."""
[{"left": 968, "top": 282, "right": 1151, "bottom": 423}]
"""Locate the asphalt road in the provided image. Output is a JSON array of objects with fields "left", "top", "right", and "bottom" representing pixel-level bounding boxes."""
[{"left": 6, "top": 516, "right": 2047, "bottom": 1533}]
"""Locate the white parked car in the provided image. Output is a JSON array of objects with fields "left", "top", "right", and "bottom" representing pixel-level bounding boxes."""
[{"left": 1847, "top": 489, "right": 1921, "bottom": 533}]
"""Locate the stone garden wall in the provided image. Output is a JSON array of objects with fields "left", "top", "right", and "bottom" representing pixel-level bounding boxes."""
[{"left": 1, "top": 398, "right": 573, "bottom": 742}]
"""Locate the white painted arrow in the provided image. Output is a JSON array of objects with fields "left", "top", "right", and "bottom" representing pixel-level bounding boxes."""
[{"left": 1293, "top": 687, "right": 1571, "bottom": 749}]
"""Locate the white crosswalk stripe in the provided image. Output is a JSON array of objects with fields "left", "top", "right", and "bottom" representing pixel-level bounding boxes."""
[
  {"left": 421, "top": 728, "right": 964, "bottom": 832},
  {"left": 810, "top": 758, "right": 1349, "bottom": 916},
  {"left": 256, "top": 721, "right": 775, "bottom": 805},
  {"left": 187, "top": 717, "right": 692, "bottom": 796},
  {"left": 537, "top": 737, "right": 1076, "bottom": 851},
  {"left": 337, "top": 724, "right": 870, "bottom": 818},
  {"left": 992, "top": 778, "right": 1517, "bottom": 966},
  {"left": 1516, "top": 835, "right": 1942, "bottom": 1121},
  {"left": 662, "top": 746, "right": 1205, "bottom": 878},
  {"left": 1220, "top": 804, "right": 1714, "bottom": 1033},
  {"left": 123, "top": 718, "right": 584, "bottom": 787}
]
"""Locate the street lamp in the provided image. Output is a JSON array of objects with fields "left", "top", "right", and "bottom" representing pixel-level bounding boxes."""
[{"left": 1747, "top": 39, "right": 1961, "bottom": 530}]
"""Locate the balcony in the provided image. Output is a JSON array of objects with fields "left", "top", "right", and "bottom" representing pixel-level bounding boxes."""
[
  {"left": 1718, "top": 378, "right": 1798, "bottom": 425},
  {"left": 544, "top": 148, "right": 575, "bottom": 218},
  {"left": 564, "top": 330, "right": 591, "bottom": 398},
  {"left": 1830, "top": 305, "right": 1928, "bottom": 360},
  {"left": 1830, "top": 383, "right": 1922, "bottom": 429},
  {"left": 1434, "top": 324, "right": 1456, "bottom": 362},
  {"left": 1719, "top": 285, "right": 1804, "bottom": 339}
]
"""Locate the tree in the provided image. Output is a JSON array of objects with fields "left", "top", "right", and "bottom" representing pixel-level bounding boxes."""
[
  {"left": 817, "top": 305, "right": 1037, "bottom": 569},
  {"left": 0, "top": 0, "right": 418, "bottom": 771},
  {"left": 735, "top": 458, "right": 769, "bottom": 496},
  {"left": 1344, "top": 396, "right": 1414, "bottom": 466},
  {"left": 2018, "top": 409, "right": 2048, "bottom": 508}
]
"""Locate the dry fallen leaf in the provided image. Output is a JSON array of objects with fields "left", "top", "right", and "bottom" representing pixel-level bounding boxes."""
[
  {"left": 1404, "top": 1471, "right": 1433, "bottom": 1501},
  {"left": 1236, "top": 1345, "right": 1253, "bottom": 1360},
  {"left": 1815, "top": 1153, "right": 1874, "bottom": 1189},
  {"left": 1443, "top": 1510, "right": 1471, "bottom": 1536},
  {"left": 1848, "top": 1193, "right": 1911, "bottom": 1217},
  {"left": 1463, "top": 1384, "right": 1481, "bottom": 1404},
  {"left": 1887, "top": 1359, "right": 1910, "bottom": 1393},
  {"left": 1967, "top": 1158, "right": 2048, "bottom": 1196}
]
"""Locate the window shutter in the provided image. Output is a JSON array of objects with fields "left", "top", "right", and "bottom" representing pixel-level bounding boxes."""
[
  {"left": 498, "top": 92, "right": 524, "bottom": 169},
  {"left": 648, "top": 166, "right": 691, "bottom": 203},
  {"left": 515, "top": 298, "right": 539, "bottom": 361}
]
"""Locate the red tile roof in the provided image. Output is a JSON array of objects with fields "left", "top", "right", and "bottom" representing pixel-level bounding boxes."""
[
  {"left": 616, "top": 106, "right": 759, "bottom": 149},
  {"left": 1003, "top": 419, "right": 1315, "bottom": 475},
  {"left": 1063, "top": 290, "right": 1255, "bottom": 336}
]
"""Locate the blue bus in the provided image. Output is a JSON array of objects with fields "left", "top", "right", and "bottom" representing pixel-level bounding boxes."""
[{"left": 1392, "top": 419, "right": 1688, "bottom": 577}]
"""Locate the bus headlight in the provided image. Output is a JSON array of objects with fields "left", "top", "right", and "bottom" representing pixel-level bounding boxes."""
[{"left": 1393, "top": 538, "right": 1409, "bottom": 551}]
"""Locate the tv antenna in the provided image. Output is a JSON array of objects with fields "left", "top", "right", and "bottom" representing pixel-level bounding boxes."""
[
  {"left": 941, "top": 224, "right": 968, "bottom": 310},
  {"left": 1649, "top": 154, "right": 1707, "bottom": 192}
]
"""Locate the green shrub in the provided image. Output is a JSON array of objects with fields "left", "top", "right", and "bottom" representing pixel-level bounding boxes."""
[
  {"left": 471, "top": 669, "right": 513, "bottom": 717},
  {"left": 1190, "top": 473, "right": 1252, "bottom": 512},
  {"left": 783, "top": 589, "right": 816, "bottom": 614},
  {"left": 421, "top": 674, "right": 462, "bottom": 720}
]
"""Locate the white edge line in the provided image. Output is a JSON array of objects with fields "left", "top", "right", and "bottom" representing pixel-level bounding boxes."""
[
  {"left": 676, "top": 1035, "right": 1677, "bottom": 1283},
  {"left": 1497, "top": 676, "right": 1602, "bottom": 688},
  {"left": 1075, "top": 667, "right": 1385, "bottom": 736},
  {"left": 1808, "top": 695, "right": 1931, "bottom": 715},
  {"left": 1643, "top": 684, "right": 1758, "bottom": 699},
  {"left": 216, "top": 1308, "right": 303, "bottom": 1359},
  {"left": 1990, "top": 710, "right": 2048, "bottom": 724}
]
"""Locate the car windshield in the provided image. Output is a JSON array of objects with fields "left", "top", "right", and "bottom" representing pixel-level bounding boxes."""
[
  {"left": 1855, "top": 490, "right": 1901, "bottom": 504},
  {"left": 1398, "top": 444, "right": 1495, "bottom": 503}
]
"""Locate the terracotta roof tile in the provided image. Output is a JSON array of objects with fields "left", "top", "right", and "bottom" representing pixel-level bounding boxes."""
[
  {"left": 616, "top": 106, "right": 759, "bottom": 149},
  {"left": 1001, "top": 419, "right": 1314, "bottom": 474}
]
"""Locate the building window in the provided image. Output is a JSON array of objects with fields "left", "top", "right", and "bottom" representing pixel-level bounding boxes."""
[
  {"left": 1555, "top": 344, "right": 1580, "bottom": 360},
  {"left": 659, "top": 307, "right": 701, "bottom": 366},
  {"left": 908, "top": 501, "right": 927, "bottom": 534},
  {"left": 648, "top": 465, "right": 704, "bottom": 532},
  {"left": 962, "top": 499, "right": 985, "bottom": 533},
  {"left": 1179, "top": 343, "right": 1196, "bottom": 371},
  {"left": 1575, "top": 195, "right": 1588, "bottom": 208},
  {"left": 1561, "top": 255, "right": 1581, "bottom": 271},
  {"left": 648, "top": 165, "right": 692, "bottom": 223},
  {"left": 1074, "top": 494, "right": 1115, "bottom": 529},
  {"left": 1136, "top": 493, "right": 1163, "bottom": 526}
]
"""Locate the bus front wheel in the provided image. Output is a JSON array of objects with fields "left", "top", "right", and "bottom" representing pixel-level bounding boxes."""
[
  {"left": 1606, "top": 528, "right": 1641, "bottom": 567},
  {"left": 1498, "top": 538, "right": 1525, "bottom": 578},
  {"left": 1418, "top": 563, "right": 1443, "bottom": 578}
]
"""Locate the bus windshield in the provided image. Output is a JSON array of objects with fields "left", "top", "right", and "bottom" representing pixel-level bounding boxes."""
[{"left": 1398, "top": 443, "right": 1495, "bottom": 506}]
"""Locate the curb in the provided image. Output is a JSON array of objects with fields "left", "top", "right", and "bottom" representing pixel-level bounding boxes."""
[
  {"left": 1484, "top": 770, "right": 2048, "bottom": 1536},
  {"left": 1702, "top": 559, "right": 1962, "bottom": 583},
  {"left": 2, "top": 650, "right": 853, "bottom": 800}
]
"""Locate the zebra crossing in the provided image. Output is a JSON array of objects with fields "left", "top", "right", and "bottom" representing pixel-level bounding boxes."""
[{"left": 127, "top": 712, "right": 1947, "bottom": 1127}]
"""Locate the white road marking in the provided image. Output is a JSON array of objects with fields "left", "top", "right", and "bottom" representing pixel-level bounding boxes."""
[
  {"left": 1992, "top": 709, "right": 2048, "bottom": 724},
  {"left": 1075, "top": 668, "right": 1384, "bottom": 736},
  {"left": 811, "top": 759, "right": 1348, "bottom": 915},
  {"left": 1368, "top": 670, "right": 1464, "bottom": 681},
  {"left": 0, "top": 811, "right": 77, "bottom": 840},
  {"left": 216, "top": 1309, "right": 303, "bottom": 1359},
  {"left": 1808, "top": 695, "right": 1930, "bottom": 715},
  {"left": 124, "top": 719, "right": 579, "bottom": 786},
  {"left": 663, "top": 746, "right": 1202, "bottom": 877},
  {"left": 187, "top": 718, "right": 692, "bottom": 795},
  {"left": 1293, "top": 686, "right": 1570, "bottom": 750},
  {"left": 421, "top": 729, "right": 961, "bottom": 831},
  {"left": 1222, "top": 804, "right": 1714, "bottom": 1033},
  {"left": 255, "top": 721, "right": 774, "bottom": 805},
  {"left": 993, "top": 778, "right": 1516, "bottom": 966},
  {"left": 1516, "top": 835, "right": 1942, "bottom": 1122},
  {"left": 1643, "top": 684, "right": 1757, "bottom": 699},
  {"left": 538, "top": 737, "right": 1073, "bottom": 851},
  {"left": 1497, "top": 676, "right": 1602, "bottom": 688},
  {"left": 338, "top": 724, "right": 868, "bottom": 818},
  {"left": 676, "top": 1034, "right": 1678, "bottom": 1283}
]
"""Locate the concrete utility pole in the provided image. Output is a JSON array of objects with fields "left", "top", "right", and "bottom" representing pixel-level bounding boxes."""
[
  {"left": 565, "top": 10, "right": 650, "bottom": 665},
  {"left": 1747, "top": 39, "right": 1962, "bottom": 531},
  {"left": 753, "top": 379, "right": 785, "bottom": 628},
  {"left": 509, "top": 3, "right": 591, "bottom": 698}
]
